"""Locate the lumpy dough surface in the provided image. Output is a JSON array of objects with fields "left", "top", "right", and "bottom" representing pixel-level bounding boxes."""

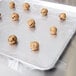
[
  {"left": 50, "top": 26, "right": 57, "bottom": 35},
  {"left": 8, "top": 35, "right": 17, "bottom": 45},
  {"left": 23, "top": 3, "right": 30, "bottom": 11},
  {"left": 59, "top": 13, "right": 66, "bottom": 21},
  {"left": 41, "top": 8, "right": 48, "bottom": 16},
  {"left": 11, "top": 13, "right": 19, "bottom": 21},
  {"left": 9, "top": 1, "right": 15, "bottom": 9},
  {"left": 27, "top": 19, "right": 35, "bottom": 28},
  {"left": 30, "top": 41, "right": 39, "bottom": 51}
]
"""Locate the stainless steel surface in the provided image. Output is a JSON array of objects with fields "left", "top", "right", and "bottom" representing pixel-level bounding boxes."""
[
  {"left": 0, "top": 54, "right": 66, "bottom": 76},
  {"left": 43, "top": 0, "right": 76, "bottom": 6}
]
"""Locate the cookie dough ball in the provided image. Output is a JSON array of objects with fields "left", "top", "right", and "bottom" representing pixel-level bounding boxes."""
[
  {"left": 23, "top": 3, "right": 30, "bottom": 11},
  {"left": 11, "top": 13, "right": 19, "bottom": 21},
  {"left": 8, "top": 35, "right": 17, "bottom": 45},
  {"left": 59, "top": 13, "right": 66, "bottom": 21},
  {"left": 50, "top": 26, "right": 57, "bottom": 35},
  {"left": 30, "top": 41, "right": 39, "bottom": 51},
  {"left": 41, "top": 8, "right": 48, "bottom": 16},
  {"left": 9, "top": 1, "right": 15, "bottom": 9},
  {"left": 27, "top": 19, "right": 35, "bottom": 28}
]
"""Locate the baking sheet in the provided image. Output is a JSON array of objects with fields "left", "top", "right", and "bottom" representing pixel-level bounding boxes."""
[{"left": 0, "top": 0, "right": 76, "bottom": 70}]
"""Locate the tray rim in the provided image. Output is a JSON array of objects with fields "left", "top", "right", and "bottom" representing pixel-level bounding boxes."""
[{"left": 26, "top": 0, "right": 76, "bottom": 13}]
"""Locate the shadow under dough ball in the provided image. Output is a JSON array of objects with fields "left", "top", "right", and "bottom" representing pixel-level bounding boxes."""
[
  {"left": 50, "top": 26, "right": 57, "bottom": 35},
  {"left": 30, "top": 41, "right": 39, "bottom": 51},
  {"left": 59, "top": 13, "right": 66, "bottom": 21},
  {"left": 9, "top": 1, "right": 15, "bottom": 9},
  {"left": 27, "top": 19, "right": 35, "bottom": 28},
  {"left": 8, "top": 35, "right": 17, "bottom": 45},
  {"left": 23, "top": 3, "right": 30, "bottom": 11},
  {"left": 11, "top": 13, "right": 19, "bottom": 21},
  {"left": 41, "top": 8, "right": 48, "bottom": 16}
]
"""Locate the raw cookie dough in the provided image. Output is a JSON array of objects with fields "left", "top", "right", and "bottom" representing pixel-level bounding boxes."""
[
  {"left": 11, "top": 13, "right": 19, "bottom": 21},
  {"left": 23, "top": 3, "right": 30, "bottom": 11},
  {"left": 59, "top": 13, "right": 66, "bottom": 21},
  {"left": 9, "top": 1, "right": 15, "bottom": 9},
  {"left": 8, "top": 35, "right": 17, "bottom": 45},
  {"left": 50, "top": 26, "right": 57, "bottom": 35},
  {"left": 27, "top": 19, "right": 35, "bottom": 28},
  {"left": 41, "top": 8, "right": 48, "bottom": 16},
  {"left": 30, "top": 41, "right": 39, "bottom": 51}
]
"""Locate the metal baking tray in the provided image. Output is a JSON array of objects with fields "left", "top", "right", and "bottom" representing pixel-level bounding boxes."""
[{"left": 0, "top": 0, "right": 76, "bottom": 70}]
